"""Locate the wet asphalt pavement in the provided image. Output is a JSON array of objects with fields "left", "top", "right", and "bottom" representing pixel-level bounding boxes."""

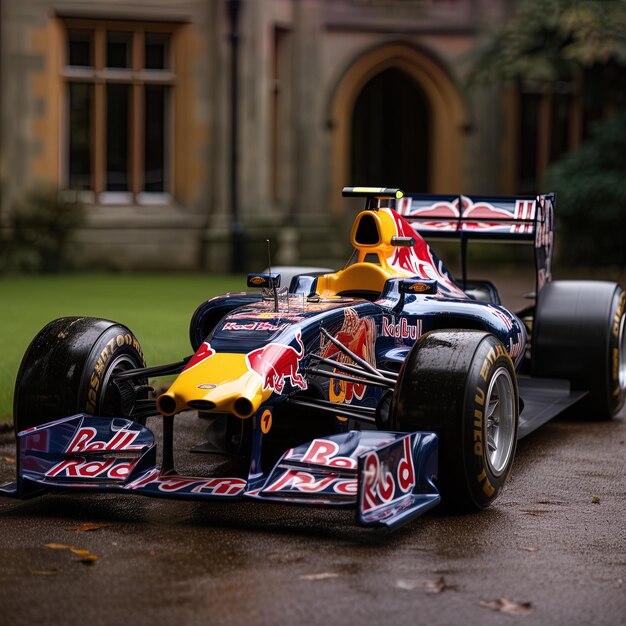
[{"left": 0, "top": 405, "right": 624, "bottom": 626}]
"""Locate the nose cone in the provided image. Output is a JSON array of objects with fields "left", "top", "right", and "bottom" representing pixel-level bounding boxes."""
[{"left": 156, "top": 352, "right": 269, "bottom": 418}]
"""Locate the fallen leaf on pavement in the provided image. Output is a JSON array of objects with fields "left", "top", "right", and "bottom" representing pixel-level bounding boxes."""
[
  {"left": 0, "top": 456, "right": 16, "bottom": 464},
  {"left": 591, "top": 495, "right": 601, "bottom": 504},
  {"left": 43, "top": 542, "right": 98, "bottom": 564},
  {"left": 522, "top": 546, "right": 540, "bottom": 552},
  {"left": 480, "top": 598, "right": 533, "bottom": 615},
  {"left": 43, "top": 543, "right": 73, "bottom": 550},
  {"left": 69, "top": 548, "right": 91, "bottom": 557}
]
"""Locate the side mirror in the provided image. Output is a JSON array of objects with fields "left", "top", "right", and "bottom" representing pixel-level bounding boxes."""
[
  {"left": 400, "top": 279, "right": 438, "bottom": 295},
  {"left": 247, "top": 273, "right": 281, "bottom": 289},
  {"left": 394, "top": 279, "right": 438, "bottom": 313},
  {"left": 391, "top": 236, "right": 415, "bottom": 247}
]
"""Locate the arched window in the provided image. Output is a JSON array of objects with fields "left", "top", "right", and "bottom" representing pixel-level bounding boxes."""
[{"left": 329, "top": 44, "right": 467, "bottom": 211}]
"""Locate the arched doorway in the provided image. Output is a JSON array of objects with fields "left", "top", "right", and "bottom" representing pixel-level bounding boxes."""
[
  {"left": 351, "top": 68, "right": 430, "bottom": 192},
  {"left": 328, "top": 44, "right": 468, "bottom": 211}
]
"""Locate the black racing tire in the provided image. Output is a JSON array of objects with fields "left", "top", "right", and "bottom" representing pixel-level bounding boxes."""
[
  {"left": 390, "top": 330, "right": 519, "bottom": 511},
  {"left": 532, "top": 281, "right": 626, "bottom": 420},
  {"left": 13, "top": 317, "right": 146, "bottom": 433}
]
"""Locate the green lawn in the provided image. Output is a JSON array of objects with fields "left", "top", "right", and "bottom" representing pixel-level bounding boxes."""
[{"left": 0, "top": 274, "right": 245, "bottom": 423}]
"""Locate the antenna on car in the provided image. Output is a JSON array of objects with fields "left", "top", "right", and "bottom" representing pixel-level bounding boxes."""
[
  {"left": 247, "top": 242, "right": 282, "bottom": 306},
  {"left": 266, "top": 239, "right": 272, "bottom": 276},
  {"left": 267, "top": 239, "right": 279, "bottom": 312}
]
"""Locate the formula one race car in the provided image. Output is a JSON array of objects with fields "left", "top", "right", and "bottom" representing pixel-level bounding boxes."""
[{"left": 2, "top": 188, "right": 625, "bottom": 530}]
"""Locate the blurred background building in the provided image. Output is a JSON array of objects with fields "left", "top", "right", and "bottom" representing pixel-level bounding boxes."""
[{"left": 0, "top": 0, "right": 623, "bottom": 271}]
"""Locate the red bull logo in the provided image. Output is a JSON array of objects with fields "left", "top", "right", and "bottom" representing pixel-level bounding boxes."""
[
  {"left": 403, "top": 196, "right": 535, "bottom": 235},
  {"left": 321, "top": 309, "right": 376, "bottom": 404},
  {"left": 263, "top": 469, "right": 357, "bottom": 496},
  {"left": 460, "top": 198, "right": 519, "bottom": 233},
  {"left": 382, "top": 316, "right": 422, "bottom": 341},
  {"left": 401, "top": 199, "right": 459, "bottom": 219},
  {"left": 360, "top": 436, "right": 416, "bottom": 513},
  {"left": 46, "top": 457, "right": 140, "bottom": 481},
  {"left": 65, "top": 426, "right": 144, "bottom": 454},
  {"left": 398, "top": 199, "right": 458, "bottom": 233},
  {"left": 463, "top": 198, "right": 512, "bottom": 220},
  {"left": 245, "top": 329, "right": 307, "bottom": 393}
]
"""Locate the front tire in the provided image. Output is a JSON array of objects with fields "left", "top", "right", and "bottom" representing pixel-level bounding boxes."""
[
  {"left": 391, "top": 330, "right": 519, "bottom": 511},
  {"left": 14, "top": 317, "right": 146, "bottom": 433}
]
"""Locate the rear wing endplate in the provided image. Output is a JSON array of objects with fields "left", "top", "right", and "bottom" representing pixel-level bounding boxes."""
[{"left": 397, "top": 193, "right": 555, "bottom": 295}]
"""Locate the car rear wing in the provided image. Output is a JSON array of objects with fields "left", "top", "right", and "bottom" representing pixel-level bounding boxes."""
[{"left": 396, "top": 193, "right": 555, "bottom": 295}]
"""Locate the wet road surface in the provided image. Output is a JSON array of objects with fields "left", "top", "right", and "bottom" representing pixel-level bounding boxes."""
[{"left": 1, "top": 405, "right": 624, "bottom": 626}]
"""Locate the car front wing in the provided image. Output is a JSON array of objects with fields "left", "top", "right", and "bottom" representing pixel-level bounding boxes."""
[{"left": 0, "top": 414, "right": 440, "bottom": 530}]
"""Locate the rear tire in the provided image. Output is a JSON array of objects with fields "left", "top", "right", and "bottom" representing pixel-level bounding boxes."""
[
  {"left": 14, "top": 317, "right": 146, "bottom": 433},
  {"left": 532, "top": 281, "right": 626, "bottom": 419},
  {"left": 391, "top": 330, "right": 519, "bottom": 511}
]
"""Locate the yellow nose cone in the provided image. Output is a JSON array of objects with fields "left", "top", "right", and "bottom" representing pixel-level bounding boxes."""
[{"left": 156, "top": 352, "right": 269, "bottom": 418}]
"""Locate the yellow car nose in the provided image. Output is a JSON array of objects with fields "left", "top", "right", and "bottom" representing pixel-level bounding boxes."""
[{"left": 156, "top": 353, "right": 269, "bottom": 418}]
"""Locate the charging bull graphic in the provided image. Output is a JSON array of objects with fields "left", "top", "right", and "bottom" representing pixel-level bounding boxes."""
[
  {"left": 321, "top": 308, "right": 376, "bottom": 404},
  {"left": 246, "top": 330, "right": 307, "bottom": 393}
]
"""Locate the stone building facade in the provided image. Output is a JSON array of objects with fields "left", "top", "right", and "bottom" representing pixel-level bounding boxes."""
[{"left": 0, "top": 0, "right": 576, "bottom": 271}]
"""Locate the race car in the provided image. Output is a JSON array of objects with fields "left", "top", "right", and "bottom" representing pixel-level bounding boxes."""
[{"left": 2, "top": 187, "right": 624, "bottom": 530}]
